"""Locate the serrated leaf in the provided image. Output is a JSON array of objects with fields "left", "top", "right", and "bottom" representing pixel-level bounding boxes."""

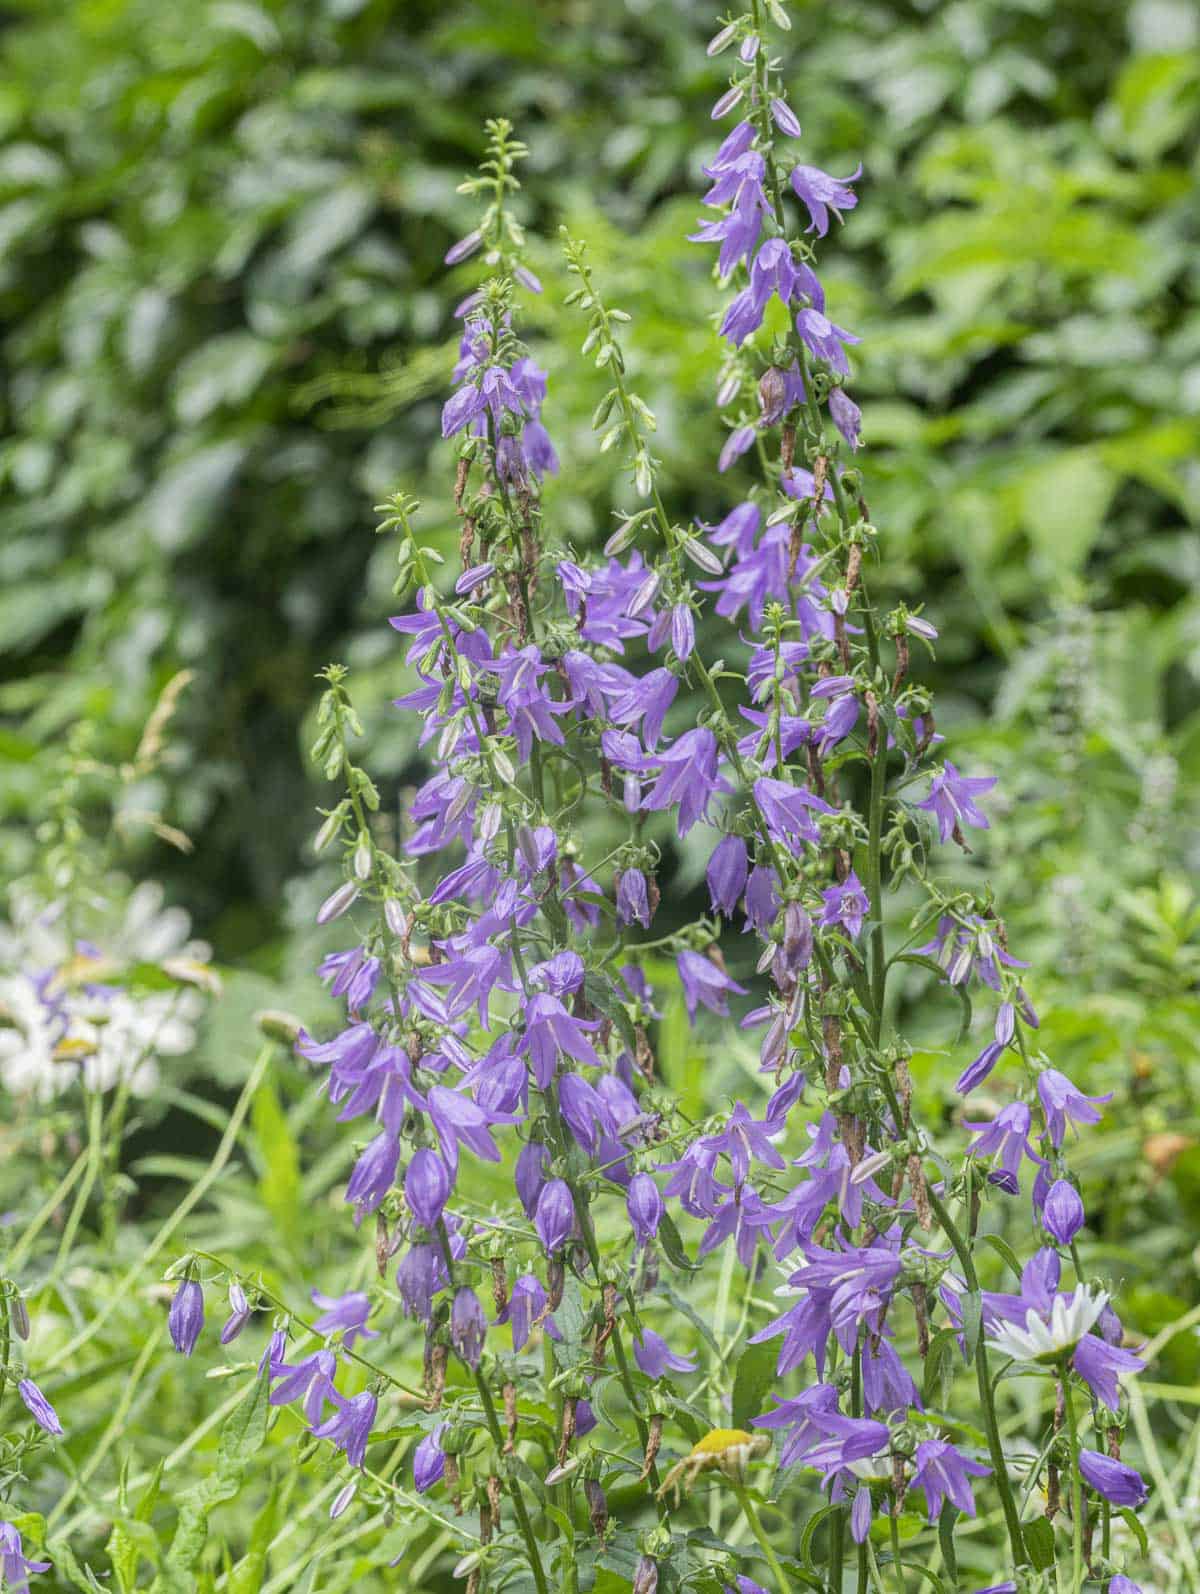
[
  {"left": 228, "top": 1482, "right": 278, "bottom": 1594},
  {"left": 218, "top": 1368, "right": 272, "bottom": 1474}
]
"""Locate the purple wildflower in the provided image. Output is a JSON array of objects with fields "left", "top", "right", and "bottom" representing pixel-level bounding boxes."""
[
  {"left": 627, "top": 1172, "right": 663, "bottom": 1247},
  {"left": 1072, "top": 1334, "right": 1145, "bottom": 1410},
  {"left": 515, "top": 1141, "right": 549, "bottom": 1218},
  {"left": 616, "top": 868, "right": 652, "bottom": 929},
  {"left": 1079, "top": 1449, "right": 1148, "bottom": 1506},
  {"left": 414, "top": 1424, "right": 447, "bottom": 1492},
  {"left": 707, "top": 834, "right": 749, "bottom": 916},
  {"left": 633, "top": 1327, "right": 696, "bottom": 1378},
  {"left": 754, "top": 777, "right": 834, "bottom": 848},
  {"left": 1037, "top": 1069, "right": 1113, "bottom": 1148},
  {"left": 500, "top": 1274, "right": 549, "bottom": 1352},
  {"left": 406, "top": 1149, "right": 453, "bottom": 1230},
  {"left": 828, "top": 387, "right": 861, "bottom": 450},
  {"left": 916, "top": 762, "right": 997, "bottom": 844},
  {"left": 312, "top": 1290, "right": 378, "bottom": 1351},
  {"left": 677, "top": 950, "right": 748, "bottom": 1021},
  {"left": 0, "top": 1523, "right": 50, "bottom": 1591},
  {"left": 788, "top": 160, "right": 862, "bottom": 237},
  {"left": 1041, "top": 1180, "right": 1085, "bottom": 1246},
  {"left": 795, "top": 308, "right": 861, "bottom": 376},
  {"left": 535, "top": 1179, "right": 575, "bottom": 1254},
  {"left": 270, "top": 1348, "right": 340, "bottom": 1426},
  {"left": 911, "top": 1440, "right": 990, "bottom": 1520},
  {"left": 450, "top": 1287, "right": 487, "bottom": 1368},
  {"left": 641, "top": 727, "right": 730, "bottom": 836},
  {"left": 963, "top": 1103, "right": 1047, "bottom": 1192},
  {"left": 17, "top": 1379, "right": 63, "bottom": 1437},
  {"left": 345, "top": 1132, "right": 400, "bottom": 1218},
  {"left": 312, "top": 1389, "right": 377, "bottom": 1470},
  {"left": 819, "top": 871, "right": 869, "bottom": 940},
  {"left": 168, "top": 1278, "right": 204, "bottom": 1356},
  {"left": 221, "top": 1281, "right": 252, "bottom": 1345}
]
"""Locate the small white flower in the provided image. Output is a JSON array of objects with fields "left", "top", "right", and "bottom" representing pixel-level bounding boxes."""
[
  {"left": 0, "top": 879, "right": 210, "bottom": 1101},
  {"left": 986, "top": 1286, "right": 1108, "bottom": 1364}
]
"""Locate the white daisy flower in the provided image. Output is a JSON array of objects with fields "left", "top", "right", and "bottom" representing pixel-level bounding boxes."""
[
  {"left": 985, "top": 1286, "right": 1109, "bottom": 1364},
  {"left": 0, "top": 879, "right": 212, "bottom": 1101}
]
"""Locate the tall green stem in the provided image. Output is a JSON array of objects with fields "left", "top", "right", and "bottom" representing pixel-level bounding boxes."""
[
  {"left": 476, "top": 1374, "right": 551, "bottom": 1594},
  {"left": 925, "top": 1185, "right": 1028, "bottom": 1567},
  {"left": 44, "top": 1040, "right": 276, "bottom": 1374},
  {"left": 888, "top": 1509, "right": 907, "bottom": 1594},
  {"left": 1062, "top": 1371, "right": 1085, "bottom": 1594},
  {"left": 732, "top": 1480, "right": 794, "bottom": 1594},
  {"left": 864, "top": 719, "right": 889, "bottom": 1042}
]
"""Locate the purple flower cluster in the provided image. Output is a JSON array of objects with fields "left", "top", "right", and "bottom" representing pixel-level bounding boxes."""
[{"left": 158, "top": 33, "right": 1148, "bottom": 1594}]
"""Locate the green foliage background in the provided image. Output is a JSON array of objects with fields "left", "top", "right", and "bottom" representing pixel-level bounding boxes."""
[{"left": 0, "top": 0, "right": 1199, "bottom": 1588}]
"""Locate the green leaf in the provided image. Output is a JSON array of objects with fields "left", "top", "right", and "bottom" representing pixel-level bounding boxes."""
[
  {"left": 961, "top": 1290, "right": 983, "bottom": 1366},
  {"left": 731, "top": 1336, "right": 778, "bottom": 1431},
  {"left": 172, "top": 333, "right": 275, "bottom": 425},
  {"left": 891, "top": 953, "right": 972, "bottom": 1042},
  {"left": 1022, "top": 1514, "right": 1057, "bottom": 1571},
  {"left": 106, "top": 1516, "right": 161, "bottom": 1594},
  {"left": 980, "top": 1233, "right": 1024, "bottom": 1280},
  {"left": 657, "top": 1210, "right": 700, "bottom": 1273},
  {"left": 923, "top": 1328, "right": 961, "bottom": 1408},
  {"left": 1018, "top": 448, "right": 1116, "bottom": 574},
  {"left": 227, "top": 1482, "right": 278, "bottom": 1594},
  {"left": 799, "top": 1501, "right": 843, "bottom": 1568},
  {"left": 1119, "top": 1506, "right": 1149, "bottom": 1558},
  {"left": 937, "top": 1502, "right": 959, "bottom": 1584},
  {"left": 251, "top": 1075, "right": 301, "bottom": 1249},
  {"left": 218, "top": 1370, "right": 270, "bottom": 1466}
]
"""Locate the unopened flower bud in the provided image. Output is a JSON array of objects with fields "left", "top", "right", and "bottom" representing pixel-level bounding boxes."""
[
  {"left": 256, "top": 1009, "right": 302, "bottom": 1045},
  {"left": 168, "top": 1278, "right": 205, "bottom": 1356},
  {"left": 8, "top": 1294, "right": 30, "bottom": 1342},
  {"left": 316, "top": 881, "right": 359, "bottom": 925}
]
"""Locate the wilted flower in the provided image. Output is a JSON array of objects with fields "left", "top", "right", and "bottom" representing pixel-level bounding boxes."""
[{"left": 451, "top": 1287, "right": 487, "bottom": 1368}]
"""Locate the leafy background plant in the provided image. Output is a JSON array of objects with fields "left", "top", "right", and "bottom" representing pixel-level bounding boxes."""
[{"left": 0, "top": 0, "right": 1198, "bottom": 1587}]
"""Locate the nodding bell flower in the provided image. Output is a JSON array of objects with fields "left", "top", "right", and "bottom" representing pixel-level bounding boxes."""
[{"left": 168, "top": 1278, "right": 205, "bottom": 1357}]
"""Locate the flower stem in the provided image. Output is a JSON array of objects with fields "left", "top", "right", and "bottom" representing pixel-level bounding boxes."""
[
  {"left": 732, "top": 1481, "right": 793, "bottom": 1593},
  {"left": 1062, "top": 1371, "right": 1085, "bottom": 1594},
  {"left": 476, "top": 1373, "right": 551, "bottom": 1594},
  {"left": 888, "top": 1509, "right": 907, "bottom": 1594},
  {"left": 925, "top": 1183, "right": 1029, "bottom": 1568}
]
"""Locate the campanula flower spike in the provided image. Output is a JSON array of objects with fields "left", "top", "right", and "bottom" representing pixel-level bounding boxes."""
[{"left": 159, "top": 14, "right": 1148, "bottom": 1594}]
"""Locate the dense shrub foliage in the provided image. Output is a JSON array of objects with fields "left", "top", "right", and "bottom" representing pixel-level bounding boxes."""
[{"left": 0, "top": 0, "right": 1197, "bottom": 1590}]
